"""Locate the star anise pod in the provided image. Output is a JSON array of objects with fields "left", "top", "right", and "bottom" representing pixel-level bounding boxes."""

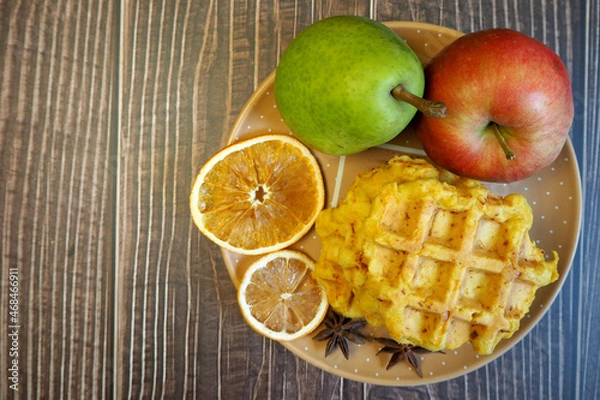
[
  {"left": 375, "top": 337, "right": 440, "bottom": 377},
  {"left": 312, "top": 309, "right": 367, "bottom": 359}
]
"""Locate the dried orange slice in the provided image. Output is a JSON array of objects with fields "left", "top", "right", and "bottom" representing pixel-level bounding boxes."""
[
  {"left": 190, "top": 134, "right": 325, "bottom": 255},
  {"left": 237, "top": 250, "right": 328, "bottom": 341}
]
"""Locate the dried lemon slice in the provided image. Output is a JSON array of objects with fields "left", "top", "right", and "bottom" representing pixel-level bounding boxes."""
[
  {"left": 190, "top": 134, "right": 325, "bottom": 255},
  {"left": 237, "top": 250, "right": 328, "bottom": 341}
]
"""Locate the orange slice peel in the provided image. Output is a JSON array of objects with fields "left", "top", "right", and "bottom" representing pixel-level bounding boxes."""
[
  {"left": 190, "top": 134, "right": 325, "bottom": 255},
  {"left": 237, "top": 250, "right": 329, "bottom": 341}
]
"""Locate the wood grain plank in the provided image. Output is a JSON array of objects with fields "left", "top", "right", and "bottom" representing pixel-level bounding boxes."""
[
  {"left": 576, "top": 0, "right": 600, "bottom": 397},
  {"left": 0, "top": 0, "right": 118, "bottom": 398},
  {"left": 117, "top": 0, "right": 238, "bottom": 397}
]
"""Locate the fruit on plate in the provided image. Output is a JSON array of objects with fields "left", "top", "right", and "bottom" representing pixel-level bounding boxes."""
[
  {"left": 275, "top": 15, "right": 446, "bottom": 156},
  {"left": 190, "top": 134, "right": 325, "bottom": 255},
  {"left": 237, "top": 250, "right": 329, "bottom": 341},
  {"left": 413, "top": 28, "right": 574, "bottom": 182}
]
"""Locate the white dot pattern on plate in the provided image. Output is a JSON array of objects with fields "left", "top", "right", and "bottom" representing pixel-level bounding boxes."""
[{"left": 221, "top": 22, "right": 582, "bottom": 387}]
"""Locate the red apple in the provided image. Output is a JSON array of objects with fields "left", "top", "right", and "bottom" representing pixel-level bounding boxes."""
[{"left": 413, "top": 28, "right": 574, "bottom": 182}]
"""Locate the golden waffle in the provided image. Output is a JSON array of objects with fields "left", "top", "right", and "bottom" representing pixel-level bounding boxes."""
[{"left": 313, "top": 155, "right": 558, "bottom": 354}]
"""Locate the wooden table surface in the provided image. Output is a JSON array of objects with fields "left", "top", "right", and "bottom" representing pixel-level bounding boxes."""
[{"left": 1, "top": 0, "right": 599, "bottom": 398}]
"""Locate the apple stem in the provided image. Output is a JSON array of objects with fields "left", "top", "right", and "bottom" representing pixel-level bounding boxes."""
[
  {"left": 391, "top": 85, "right": 447, "bottom": 118},
  {"left": 492, "top": 123, "right": 516, "bottom": 160}
]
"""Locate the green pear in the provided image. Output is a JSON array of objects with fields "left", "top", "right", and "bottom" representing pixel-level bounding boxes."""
[{"left": 275, "top": 16, "right": 444, "bottom": 155}]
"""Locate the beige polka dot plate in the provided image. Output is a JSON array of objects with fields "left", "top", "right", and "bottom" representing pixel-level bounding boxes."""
[{"left": 219, "top": 21, "right": 582, "bottom": 386}]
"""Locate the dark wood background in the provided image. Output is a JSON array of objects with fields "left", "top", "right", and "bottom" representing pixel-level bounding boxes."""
[{"left": 1, "top": 0, "right": 598, "bottom": 398}]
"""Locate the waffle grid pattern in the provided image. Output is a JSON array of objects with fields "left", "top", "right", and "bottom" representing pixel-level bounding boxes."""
[{"left": 314, "top": 156, "right": 559, "bottom": 354}]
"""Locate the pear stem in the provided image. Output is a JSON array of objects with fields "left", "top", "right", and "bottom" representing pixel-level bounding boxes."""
[
  {"left": 391, "top": 85, "right": 447, "bottom": 118},
  {"left": 492, "top": 123, "right": 516, "bottom": 160}
]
